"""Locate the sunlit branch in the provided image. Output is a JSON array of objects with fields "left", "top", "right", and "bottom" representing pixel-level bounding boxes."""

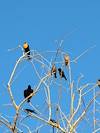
[{"left": 71, "top": 93, "right": 100, "bottom": 131}]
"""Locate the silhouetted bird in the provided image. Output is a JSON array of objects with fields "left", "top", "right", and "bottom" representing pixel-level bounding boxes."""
[
  {"left": 24, "top": 85, "right": 33, "bottom": 102},
  {"left": 97, "top": 79, "right": 100, "bottom": 87},
  {"left": 51, "top": 64, "right": 57, "bottom": 78},
  {"left": 64, "top": 55, "right": 70, "bottom": 66},
  {"left": 50, "top": 118, "right": 57, "bottom": 123},
  {"left": 25, "top": 108, "right": 37, "bottom": 114},
  {"left": 58, "top": 68, "right": 67, "bottom": 80},
  {"left": 23, "top": 42, "right": 31, "bottom": 59},
  {"left": 50, "top": 118, "right": 58, "bottom": 133}
]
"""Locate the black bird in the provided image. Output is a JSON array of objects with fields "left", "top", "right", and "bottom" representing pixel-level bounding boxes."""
[
  {"left": 51, "top": 64, "right": 57, "bottom": 78},
  {"left": 50, "top": 118, "right": 57, "bottom": 123},
  {"left": 58, "top": 68, "right": 67, "bottom": 80},
  {"left": 25, "top": 108, "right": 37, "bottom": 114},
  {"left": 24, "top": 85, "right": 33, "bottom": 102},
  {"left": 97, "top": 79, "right": 100, "bottom": 87},
  {"left": 50, "top": 118, "right": 59, "bottom": 133},
  {"left": 23, "top": 42, "right": 31, "bottom": 59}
]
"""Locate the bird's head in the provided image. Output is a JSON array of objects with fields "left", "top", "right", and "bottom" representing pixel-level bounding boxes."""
[
  {"left": 58, "top": 68, "right": 61, "bottom": 72},
  {"left": 28, "top": 85, "right": 31, "bottom": 89},
  {"left": 23, "top": 42, "right": 29, "bottom": 49}
]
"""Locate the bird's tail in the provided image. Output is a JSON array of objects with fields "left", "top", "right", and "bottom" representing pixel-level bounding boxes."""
[{"left": 64, "top": 76, "right": 67, "bottom": 80}]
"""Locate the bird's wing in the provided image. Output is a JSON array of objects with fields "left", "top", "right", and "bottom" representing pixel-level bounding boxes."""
[
  {"left": 25, "top": 109, "right": 37, "bottom": 114},
  {"left": 24, "top": 90, "right": 28, "bottom": 98}
]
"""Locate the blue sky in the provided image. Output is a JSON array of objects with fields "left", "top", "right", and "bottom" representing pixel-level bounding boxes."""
[{"left": 0, "top": 0, "right": 100, "bottom": 132}]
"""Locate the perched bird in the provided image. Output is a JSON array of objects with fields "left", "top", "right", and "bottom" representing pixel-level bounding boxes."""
[
  {"left": 50, "top": 119, "right": 57, "bottom": 133},
  {"left": 50, "top": 118, "right": 59, "bottom": 130},
  {"left": 58, "top": 68, "right": 67, "bottom": 80},
  {"left": 51, "top": 64, "right": 57, "bottom": 78},
  {"left": 23, "top": 42, "right": 31, "bottom": 59},
  {"left": 97, "top": 79, "right": 100, "bottom": 87},
  {"left": 50, "top": 118, "right": 57, "bottom": 123},
  {"left": 64, "top": 55, "right": 70, "bottom": 66},
  {"left": 25, "top": 108, "right": 37, "bottom": 114},
  {"left": 24, "top": 85, "right": 33, "bottom": 102}
]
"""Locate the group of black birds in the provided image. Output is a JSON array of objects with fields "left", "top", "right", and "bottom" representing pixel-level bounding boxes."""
[
  {"left": 51, "top": 65, "right": 67, "bottom": 80},
  {"left": 23, "top": 42, "right": 68, "bottom": 115},
  {"left": 23, "top": 42, "right": 68, "bottom": 105},
  {"left": 23, "top": 42, "right": 33, "bottom": 103},
  {"left": 51, "top": 54, "right": 70, "bottom": 81},
  {"left": 23, "top": 42, "right": 100, "bottom": 116},
  {"left": 23, "top": 42, "right": 68, "bottom": 81},
  {"left": 23, "top": 42, "right": 36, "bottom": 113}
]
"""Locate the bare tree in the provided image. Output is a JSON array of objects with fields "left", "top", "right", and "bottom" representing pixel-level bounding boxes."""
[{"left": 0, "top": 41, "right": 100, "bottom": 133}]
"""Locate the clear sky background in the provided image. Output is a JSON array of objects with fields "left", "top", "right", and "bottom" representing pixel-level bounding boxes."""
[{"left": 0, "top": 0, "right": 100, "bottom": 133}]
